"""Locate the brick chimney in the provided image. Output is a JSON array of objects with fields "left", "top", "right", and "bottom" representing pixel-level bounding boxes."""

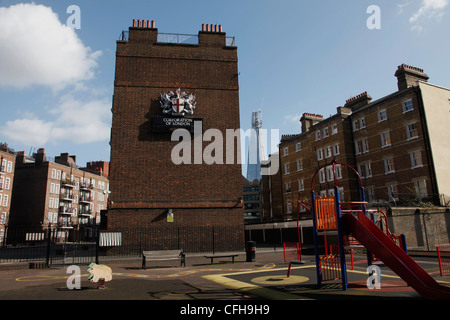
[
  {"left": 300, "top": 113, "right": 324, "bottom": 133},
  {"left": 395, "top": 64, "right": 429, "bottom": 91},
  {"left": 35, "top": 148, "right": 46, "bottom": 163},
  {"left": 344, "top": 91, "right": 372, "bottom": 111}
]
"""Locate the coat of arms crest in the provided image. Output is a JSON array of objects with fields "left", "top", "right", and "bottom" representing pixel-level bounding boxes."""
[{"left": 160, "top": 88, "right": 196, "bottom": 116}]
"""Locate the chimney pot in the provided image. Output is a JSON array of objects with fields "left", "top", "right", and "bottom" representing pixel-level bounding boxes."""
[
  {"left": 202, "top": 24, "right": 205, "bottom": 31},
  {"left": 151, "top": 20, "right": 155, "bottom": 28},
  {"left": 219, "top": 25, "right": 223, "bottom": 32},
  {"left": 133, "top": 19, "right": 136, "bottom": 27}
]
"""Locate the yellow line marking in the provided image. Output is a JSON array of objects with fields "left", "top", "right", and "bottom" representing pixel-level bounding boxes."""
[{"left": 203, "top": 265, "right": 314, "bottom": 300}]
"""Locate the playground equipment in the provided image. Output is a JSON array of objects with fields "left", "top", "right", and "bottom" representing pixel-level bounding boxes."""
[{"left": 305, "top": 159, "right": 450, "bottom": 300}]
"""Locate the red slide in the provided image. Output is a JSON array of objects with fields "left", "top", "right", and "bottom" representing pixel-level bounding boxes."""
[{"left": 342, "top": 212, "right": 450, "bottom": 300}]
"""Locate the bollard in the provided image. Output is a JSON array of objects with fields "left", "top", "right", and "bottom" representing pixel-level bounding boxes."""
[{"left": 246, "top": 241, "right": 256, "bottom": 262}]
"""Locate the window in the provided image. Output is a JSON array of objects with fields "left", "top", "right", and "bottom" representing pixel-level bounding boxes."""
[
  {"left": 353, "top": 120, "right": 359, "bottom": 131},
  {"left": 403, "top": 99, "right": 414, "bottom": 113},
  {"left": 317, "top": 148, "right": 324, "bottom": 160},
  {"left": 323, "top": 127, "right": 329, "bottom": 138},
  {"left": 366, "top": 188, "right": 375, "bottom": 202},
  {"left": 333, "top": 144, "right": 340, "bottom": 156},
  {"left": 296, "top": 159, "right": 302, "bottom": 171},
  {"left": 298, "top": 179, "right": 304, "bottom": 191},
  {"left": 410, "top": 150, "right": 423, "bottom": 168},
  {"left": 406, "top": 123, "right": 419, "bottom": 140},
  {"left": 2, "top": 195, "right": 8, "bottom": 207},
  {"left": 355, "top": 138, "right": 369, "bottom": 154},
  {"left": 326, "top": 166, "right": 334, "bottom": 182},
  {"left": 318, "top": 168, "right": 325, "bottom": 183},
  {"left": 4, "top": 178, "right": 10, "bottom": 190},
  {"left": 381, "top": 131, "right": 391, "bottom": 147},
  {"left": 283, "top": 147, "right": 289, "bottom": 156},
  {"left": 295, "top": 142, "right": 301, "bottom": 152},
  {"left": 335, "top": 165, "right": 342, "bottom": 179},
  {"left": 284, "top": 163, "right": 290, "bottom": 175},
  {"left": 56, "top": 170, "right": 61, "bottom": 180},
  {"left": 0, "top": 212, "right": 6, "bottom": 224},
  {"left": 325, "top": 146, "right": 332, "bottom": 158},
  {"left": 315, "top": 130, "right": 321, "bottom": 141},
  {"left": 51, "top": 169, "right": 57, "bottom": 179},
  {"left": 332, "top": 124, "right": 338, "bottom": 135},
  {"left": 360, "top": 118, "right": 366, "bottom": 129},
  {"left": 55, "top": 184, "right": 60, "bottom": 195},
  {"left": 1, "top": 159, "right": 6, "bottom": 172},
  {"left": 358, "top": 162, "right": 372, "bottom": 178},
  {"left": 0, "top": 177, "right": 3, "bottom": 189},
  {"left": 49, "top": 198, "right": 54, "bottom": 208},
  {"left": 387, "top": 184, "right": 398, "bottom": 201},
  {"left": 50, "top": 183, "right": 55, "bottom": 194},
  {"left": 413, "top": 179, "right": 427, "bottom": 198},
  {"left": 378, "top": 109, "right": 387, "bottom": 122},
  {"left": 6, "top": 161, "right": 12, "bottom": 173},
  {"left": 0, "top": 195, "right": 2, "bottom": 206},
  {"left": 384, "top": 157, "right": 395, "bottom": 174},
  {"left": 285, "top": 182, "right": 291, "bottom": 193}
]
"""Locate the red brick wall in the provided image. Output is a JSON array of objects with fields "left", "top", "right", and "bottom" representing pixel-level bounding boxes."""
[{"left": 108, "top": 25, "right": 244, "bottom": 250}]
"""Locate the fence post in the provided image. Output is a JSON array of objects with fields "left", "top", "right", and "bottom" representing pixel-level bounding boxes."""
[
  {"left": 45, "top": 226, "right": 51, "bottom": 267},
  {"left": 95, "top": 227, "right": 100, "bottom": 264},
  {"left": 212, "top": 226, "right": 215, "bottom": 254}
]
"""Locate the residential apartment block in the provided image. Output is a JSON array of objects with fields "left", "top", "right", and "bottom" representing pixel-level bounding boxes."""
[
  {"left": 9, "top": 148, "right": 109, "bottom": 239},
  {"left": 0, "top": 143, "right": 16, "bottom": 243},
  {"left": 273, "top": 64, "right": 450, "bottom": 221}
]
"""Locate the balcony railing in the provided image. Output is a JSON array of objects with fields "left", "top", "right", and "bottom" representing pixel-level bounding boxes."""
[
  {"left": 59, "top": 207, "right": 74, "bottom": 215},
  {"left": 61, "top": 178, "right": 76, "bottom": 187},
  {"left": 79, "top": 196, "right": 93, "bottom": 203},
  {"left": 118, "top": 31, "right": 236, "bottom": 47}
]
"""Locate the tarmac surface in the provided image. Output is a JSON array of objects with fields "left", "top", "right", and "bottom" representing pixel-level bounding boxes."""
[{"left": 0, "top": 249, "right": 449, "bottom": 316}]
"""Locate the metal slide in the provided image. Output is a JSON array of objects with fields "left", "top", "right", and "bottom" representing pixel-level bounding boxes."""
[{"left": 342, "top": 212, "right": 450, "bottom": 300}]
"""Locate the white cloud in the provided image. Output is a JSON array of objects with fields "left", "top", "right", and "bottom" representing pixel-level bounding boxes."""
[
  {"left": 409, "top": 0, "right": 448, "bottom": 31},
  {"left": 283, "top": 113, "right": 302, "bottom": 124},
  {"left": 1, "top": 95, "right": 111, "bottom": 146},
  {"left": 0, "top": 3, "right": 101, "bottom": 89}
]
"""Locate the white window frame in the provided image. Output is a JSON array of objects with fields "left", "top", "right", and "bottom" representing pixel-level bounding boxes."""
[
  {"left": 406, "top": 123, "right": 419, "bottom": 140},
  {"left": 410, "top": 150, "right": 423, "bottom": 168},
  {"left": 296, "top": 159, "right": 302, "bottom": 171},
  {"left": 403, "top": 99, "right": 414, "bottom": 113},
  {"left": 381, "top": 131, "right": 391, "bottom": 148},
  {"left": 384, "top": 157, "right": 395, "bottom": 174},
  {"left": 378, "top": 109, "right": 387, "bottom": 122}
]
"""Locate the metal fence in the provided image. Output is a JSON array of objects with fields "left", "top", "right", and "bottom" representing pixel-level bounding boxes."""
[
  {"left": 0, "top": 225, "right": 245, "bottom": 266},
  {"left": 0, "top": 226, "right": 98, "bottom": 266}
]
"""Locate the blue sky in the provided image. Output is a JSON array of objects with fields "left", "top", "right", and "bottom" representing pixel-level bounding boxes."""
[{"left": 0, "top": 0, "right": 449, "bottom": 171}]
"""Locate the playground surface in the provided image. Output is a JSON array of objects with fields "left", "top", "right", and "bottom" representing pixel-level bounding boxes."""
[{"left": 0, "top": 250, "right": 449, "bottom": 304}]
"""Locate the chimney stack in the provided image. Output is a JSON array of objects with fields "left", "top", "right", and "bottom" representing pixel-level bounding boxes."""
[
  {"left": 344, "top": 91, "right": 372, "bottom": 111},
  {"left": 395, "top": 64, "right": 429, "bottom": 91},
  {"left": 300, "top": 113, "right": 324, "bottom": 133},
  {"left": 35, "top": 148, "right": 46, "bottom": 163}
]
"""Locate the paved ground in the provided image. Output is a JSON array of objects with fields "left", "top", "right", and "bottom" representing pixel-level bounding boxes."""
[{"left": 0, "top": 250, "right": 448, "bottom": 315}]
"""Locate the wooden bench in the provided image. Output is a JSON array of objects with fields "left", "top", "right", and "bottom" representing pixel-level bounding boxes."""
[
  {"left": 142, "top": 250, "right": 185, "bottom": 269},
  {"left": 204, "top": 254, "right": 238, "bottom": 264}
]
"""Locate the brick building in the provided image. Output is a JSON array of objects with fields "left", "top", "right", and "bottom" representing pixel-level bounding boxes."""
[
  {"left": 108, "top": 21, "right": 244, "bottom": 252},
  {"left": 0, "top": 143, "right": 16, "bottom": 243},
  {"left": 9, "top": 148, "right": 109, "bottom": 241},
  {"left": 272, "top": 64, "right": 450, "bottom": 222}
]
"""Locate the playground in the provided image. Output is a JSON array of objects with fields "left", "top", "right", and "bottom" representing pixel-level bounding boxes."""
[{"left": 1, "top": 160, "right": 450, "bottom": 304}]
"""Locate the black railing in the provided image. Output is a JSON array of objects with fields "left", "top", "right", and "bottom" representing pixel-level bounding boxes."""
[{"left": 118, "top": 31, "right": 236, "bottom": 47}]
